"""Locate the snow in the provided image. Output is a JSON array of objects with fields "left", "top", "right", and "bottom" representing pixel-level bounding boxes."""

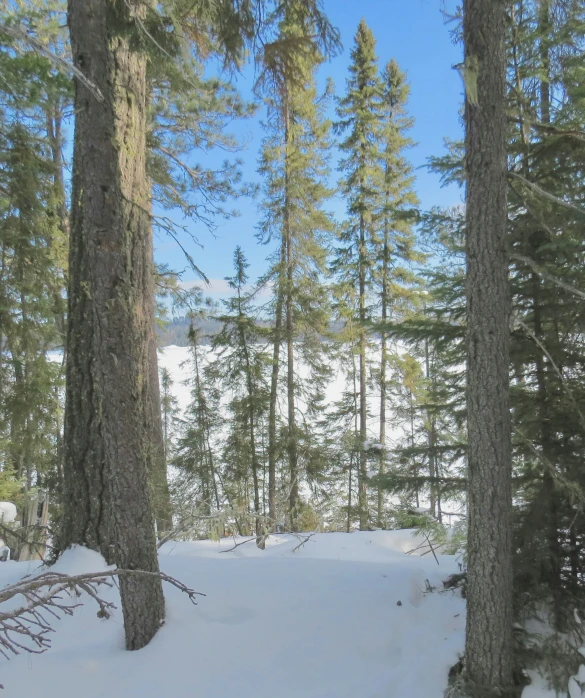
[
  {"left": 0, "top": 530, "right": 469, "bottom": 698},
  {"left": 0, "top": 503, "right": 17, "bottom": 524}
]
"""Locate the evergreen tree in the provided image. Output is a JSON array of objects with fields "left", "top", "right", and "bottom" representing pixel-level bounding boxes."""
[
  {"left": 0, "top": 0, "right": 70, "bottom": 510},
  {"left": 257, "top": 0, "right": 337, "bottom": 530},
  {"left": 174, "top": 320, "right": 222, "bottom": 522},
  {"left": 207, "top": 247, "right": 270, "bottom": 545},
  {"left": 372, "top": 58, "right": 420, "bottom": 526},
  {"left": 334, "top": 19, "right": 383, "bottom": 530},
  {"left": 160, "top": 366, "right": 179, "bottom": 466}
]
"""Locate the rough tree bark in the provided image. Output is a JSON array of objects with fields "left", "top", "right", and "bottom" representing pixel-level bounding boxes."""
[
  {"left": 463, "top": 0, "right": 514, "bottom": 695},
  {"left": 62, "top": 0, "right": 165, "bottom": 651}
]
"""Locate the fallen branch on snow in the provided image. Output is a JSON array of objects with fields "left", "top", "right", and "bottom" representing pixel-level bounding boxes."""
[
  {"left": 219, "top": 536, "right": 257, "bottom": 553},
  {"left": 0, "top": 568, "right": 204, "bottom": 660},
  {"left": 291, "top": 533, "right": 315, "bottom": 553}
]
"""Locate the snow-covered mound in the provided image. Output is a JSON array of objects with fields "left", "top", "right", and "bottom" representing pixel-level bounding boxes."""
[{"left": 0, "top": 530, "right": 467, "bottom": 698}]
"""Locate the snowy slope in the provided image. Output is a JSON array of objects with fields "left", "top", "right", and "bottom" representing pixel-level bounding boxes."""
[{"left": 0, "top": 531, "right": 469, "bottom": 698}]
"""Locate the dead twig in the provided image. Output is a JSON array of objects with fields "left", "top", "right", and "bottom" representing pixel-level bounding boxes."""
[
  {"left": 423, "top": 533, "right": 440, "bottom": 566},
  {"left": 291, "top": 533, "right": 315, "bottom": 553},
  {"left": 219, "top": 537, "right": 256, "bottom": 553},
  {"left": 0, "top": 568, "right": 204, "bottom": 659}
]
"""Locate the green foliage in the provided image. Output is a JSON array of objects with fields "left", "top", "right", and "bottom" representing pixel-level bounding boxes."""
[
  {"left": 0, "top": 469, "right": 24, "bottom": 503},
  {"left": 0, "top": 6, "right": 70, "bottom": 496},
  {"left": 257, "top": 0, "right": 337, "bottom": 525}
]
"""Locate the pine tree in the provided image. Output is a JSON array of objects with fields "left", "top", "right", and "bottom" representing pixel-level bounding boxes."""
[
  {"left": 373, "top": 58, "right": 420, "bottom": 526},
  {"left": 174, "top": 319, "right": 222, "bottom": 521},
  {"left": 506, "top": 0, "right": 585, "bottom": 641},
  {"left": 0, "top": 0, "right": 71, "bottom": 509},
  {"left": 257, "top": 0, "right": 337, "bottom": 530},
  {"left": 160, "top": 366, "right": 179, "bottom": 462},
  {"left": 334, "top": 19, "right": 383, "bottom": 530},
  {"left": 207, "top": 247, "right": 270, "bottom": 544}
]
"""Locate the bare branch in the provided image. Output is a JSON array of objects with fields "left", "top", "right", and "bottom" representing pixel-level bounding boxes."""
[
  {"left": 291, "top": 533, "right": 315, "bottom": 553},
  {"left": 219, "top": 536, "right": 256, "bottom": 553},
  {"left": 0, "top": 568, "right": 204, "bottom": 658}
]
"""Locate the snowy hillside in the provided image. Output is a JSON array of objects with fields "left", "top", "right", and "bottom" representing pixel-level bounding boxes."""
[{"left": 0, "top": 531, "right": 559, "bottom": 698}]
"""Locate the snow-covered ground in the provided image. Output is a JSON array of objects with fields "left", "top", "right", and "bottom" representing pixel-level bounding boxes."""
[
  {"left": 0, "top": 530, "right": 562, "bottom": 698},
  {"left": 0, "top": 530, "right": 461, "bottom": 698}
]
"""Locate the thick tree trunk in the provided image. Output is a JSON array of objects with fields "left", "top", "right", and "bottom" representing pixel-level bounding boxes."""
[
  {"left": 463, "top": 0, "right": 514, "bottom": 694},
  {"left": 63, "top": 0, "right": 165, "bottom": 651}
]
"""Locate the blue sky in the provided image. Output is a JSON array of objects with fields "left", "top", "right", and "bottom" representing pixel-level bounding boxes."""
[{"left": 154, "top": 0, "right": 464, "bottom": 302}]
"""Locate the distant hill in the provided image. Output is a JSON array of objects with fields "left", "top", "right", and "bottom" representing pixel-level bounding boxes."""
[
  {"left": 157, "top": 315, "right": 345, "bottom": 347},
  {"left": 157, "top": 316, "right": 224, "bottom": 347}
]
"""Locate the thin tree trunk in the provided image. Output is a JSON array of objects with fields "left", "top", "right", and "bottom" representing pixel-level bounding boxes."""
[
  {"left": 45, "top": 100, "right": 69, "bottom": 346},
  {"left": 146, "top": 223, "right": 172, "bottom": 539},
  {"left": 268, "top": 243, "right": 285, "bottom": 530},
  {"left": 237, "top": 290, "right": 263, "bottom": 546},
  {"left": 378, "top": 230, "right": 389, "bottom": 528},
  {"left": 463, "top": 0, "right": 514, "bottom": 694},
  {"left": 425, "top": 339, "right": 437, "bottom": 519},
  {"left": 349, "top": 318, "right": 359, "bottom": 532},
  {"left": 531, "top": 267, "right": 563, "bottom": 629},
  {"left": 535, "top": 0, "right": 564, "bottom": 631},
  {"left": 148, "top": 314, "right": 173, "bottom": 538},
  {"left": 358, "top": 211, "right": 368, "bottom": 530},
  {"left": 63, "top": 0, "right": 164, "bottom": 651},
  {"left": 192, "top": 337, "right": 220, "bottom": 512},
  {"left": 284, "top": 104, "right": 299, "bottom": 529},
  {"left": 538, "top": 0, "right": 551, "bottom": 126}
]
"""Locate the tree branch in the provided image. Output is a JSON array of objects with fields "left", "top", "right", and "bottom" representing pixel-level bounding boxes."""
[
  {"left": 508, "top": 171, "right": 585, "bottom": 216},
  {"left": 0, "top": 568, "right": 204, "bottom": 659},
  {"left": 0, "top": 23, "right": 103, "bottom": 102}
]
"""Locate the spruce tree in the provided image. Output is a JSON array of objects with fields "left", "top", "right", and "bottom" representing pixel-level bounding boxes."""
[
  {"left": 373, "top": 58, "right": 420, "bottom": 526},
  {"left": 174, "top": 320, "right": 222, "bottom": 521},
  {"left": 207, "top": 247, "right": 270, "bottom": 544},
  {"left": 160, "top": 366, "right": 179, "bottom": 463},
  {"left": 334, "top": 19, "right": 383, "bottom": 530},
  {"left": 257, "top": 0, "right": 337, "bottom": 530},
  {"left": 0, "top": 0, "right": 71, "bottom": 505}
]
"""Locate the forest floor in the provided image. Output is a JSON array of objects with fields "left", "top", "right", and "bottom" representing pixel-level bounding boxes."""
[{"left": 0, "top": 530, "right": 559, "bottom": 698}]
